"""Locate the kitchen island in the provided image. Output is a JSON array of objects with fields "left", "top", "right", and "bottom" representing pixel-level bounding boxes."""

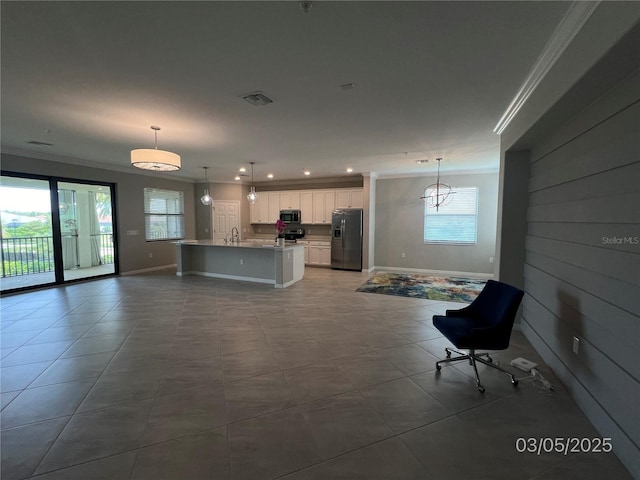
[{"left": 175, "top": 240, "right": 305, "bottom": 288}]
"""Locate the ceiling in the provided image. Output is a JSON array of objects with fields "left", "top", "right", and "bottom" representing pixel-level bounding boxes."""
[{"left": 1, "top": 1, "right": 571, "bottom": 183}]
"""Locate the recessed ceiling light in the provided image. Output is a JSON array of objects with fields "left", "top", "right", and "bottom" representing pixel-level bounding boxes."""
[
  {"left": 346, "top": 167, "right": 353, "bottom": 173},
  {"left": 303, "top": 170, "right": 311, "bottom": 176},
  {"left": 416, "top": 159, "right": 429, "bottom": 164},
  {"left": 267, "top": 173, "right": 274, "bottom": 179},
  {"left": 239, "top": 167, "right": 246, "bottom": 173},
  {"left": 235, "top": 175, "right": 241, "bottom": 181}
]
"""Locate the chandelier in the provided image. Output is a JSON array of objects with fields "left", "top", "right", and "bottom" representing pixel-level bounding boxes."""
[
  {"left": 420, "top": 158, "right": 454, "bottom": 211},
  {"left": 247, "top": 162, "right": 258, "bottom": 204},
  {"left": 131, "top": 126, "right": 181, "bottom": 171}
]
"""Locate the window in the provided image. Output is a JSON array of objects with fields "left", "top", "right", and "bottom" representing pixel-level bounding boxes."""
[
  {"left": 144, "top": 188, "right": 184, "bottom": 241},
  {"left": 424, "top": 186, "right": 478, "bottom": 245}
]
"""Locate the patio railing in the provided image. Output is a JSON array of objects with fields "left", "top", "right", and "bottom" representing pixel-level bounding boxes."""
[{"left": 1, "top": 234, "right": 114, "bottom": 278}]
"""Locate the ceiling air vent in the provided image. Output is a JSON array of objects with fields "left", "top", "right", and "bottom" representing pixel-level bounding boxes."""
[
  {"left": 241, "top": 91, "right": 274, "bottom": 106},
  {"left": 26, "top": 140, "right": 54, "bottom": 147}
]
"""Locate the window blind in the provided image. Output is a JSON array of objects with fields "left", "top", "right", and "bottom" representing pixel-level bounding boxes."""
[
  {"left": 424, "top": 186, "right": 478, "bottom": 245},
  {"left": 144, "top": 188, "right": 185, "bottom": 241}
]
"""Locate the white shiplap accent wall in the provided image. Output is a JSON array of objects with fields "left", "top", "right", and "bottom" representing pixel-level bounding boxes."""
[{"left": 521, "top": 71, "right": 640, "bottom": 477}]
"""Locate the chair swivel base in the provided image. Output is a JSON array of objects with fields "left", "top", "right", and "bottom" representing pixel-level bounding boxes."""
[{"left": 435, "top": 347, "right": 518, "bottom": 393}]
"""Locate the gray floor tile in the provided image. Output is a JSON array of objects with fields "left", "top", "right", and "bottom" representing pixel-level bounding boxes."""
[
  {"left": 377, "top": 344, "right": 441, "bottom": 376},
  {"left": 141, "top": 385, "right": 227, "bottom": 445},
  {"left": 0, "top": 329, "right": 42, "bottom": 349},
  {"left": 228, "top": 407, "right": 322, "bottom": 480},
  {"left": 0, "top": 361, "right": 53, "bottom": 393},
  {"left": 361, "top": 377, "right": 452, "bottom": 433},
  {"left": 133, "top": 429, "right": 230, "bottom": 480},
  {"left": 29, "top": 451, "right": 137, "bottom": 480},
  {"left": 0, "top": 269, "right": 632, "bottom": 480},
  {"left": 222, "top": 347, "right": 280, "bottom": 383},
  {"left": 1, "top": 340, "right": 74, "bottom": 367},
  {"left": 61, "top": 334, "right": 127, "bottom": 358},
  {"left": 25, "top": 324, "right": 94, "bottom": 345},
  {"left": 224, "top": 371, "right": 296, "bottom": 423},
  {"left": 272, "top": 340, "right": 331, "bottom": 370},
  {"left": 0, "top": 417, "right": 69, "bottom": 480},
  {"left": 77, "top": 369, "right": 162, "bottom": 412},
  {"left": 300, "top": 391, "right": 394, "bottom": 458},
  {"left": 30, "top": 351, "right": 115, "bottom": 388},
  {"left": 156, "top": 357, "right": 224, "bottom": 397},
  {"left": 283, "top": 361, "right": 355, "bottom": 404},
  {"left": 410, "top": 367, "right": 502, "bottom": 413},
  {"left": 1, "top": 378, "right": 94, "bottom": 428},
  {"left": 281, "top": 437, "right": 428, "bottom": 480},
  {"left": 34, "top": 400, "right": 153, "bottom": 475},
  {"left": 1, "top": 391, "right": 19, "bottom": 410},
  {"left": 333, "top": 351, "right": 405, "bottom": 389},
  {"left": 400, "top": 415, "right": 529, "bottom": 480}
]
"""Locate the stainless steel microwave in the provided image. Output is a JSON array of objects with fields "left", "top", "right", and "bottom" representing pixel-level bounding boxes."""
[{"left": 279, "top": 209, "right": 301, "bottom": 224}]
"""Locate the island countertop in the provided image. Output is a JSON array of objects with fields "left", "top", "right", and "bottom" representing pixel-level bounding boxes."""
[
  {"left": 175, "top": 240, "right": 304, "bottom": 288},
  {"left": 176, "top": 240, "right": 304, "bottom": 250}
]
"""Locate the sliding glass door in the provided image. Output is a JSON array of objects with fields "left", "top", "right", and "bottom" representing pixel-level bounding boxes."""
[
  {"left": 0, "top": 174, "right": 117, "bottom": 293},
  {"left": 57, "top": 182, "right": 115, "bottom": 282},
  {"left": 0, "top": 176, "right": 56, "bottom": 290}
]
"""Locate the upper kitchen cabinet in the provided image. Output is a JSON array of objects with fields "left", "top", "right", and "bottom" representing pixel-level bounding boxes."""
[
  {"left": 249, "top": 195, "right": 270, "bottom": 224},
  {"left": 335, "top": 189, "right": 364, "bottom": 209},
  {"left": 300, "top": 192, "right": 313, "bottom": 224},
  {"left": 280, "top": 191, "right": 300, "bottom": 210},
  {"left": 312, "top": 190, "right": 335, "bottom": 224},
  {"left": 268, "top": 192, "right": 281, "bottom": 223}
]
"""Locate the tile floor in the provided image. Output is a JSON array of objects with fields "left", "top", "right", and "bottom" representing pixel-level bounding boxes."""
[{"left": 0, "top": 268, "right": 631, "bottom": 479}]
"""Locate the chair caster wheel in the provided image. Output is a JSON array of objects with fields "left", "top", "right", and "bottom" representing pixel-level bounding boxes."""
[
  {"left": 445, "top": 350, "right": 451, "bottom": 359},
  {"left": 436, "top": 364, "right": 441, "bottom": 371},
  {"left": 511, "top": 378, "right": 518, "bottom": 386},
  {"left": 477, "top": 385, "right": 485, "bottom": 393},
  {"left": 486, "top": 356, "right": 493, "bottom": 363}
]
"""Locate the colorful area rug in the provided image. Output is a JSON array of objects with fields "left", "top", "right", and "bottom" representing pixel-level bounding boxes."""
[{"left": 356, "top": 272, "right": 486, "bottom": 302}]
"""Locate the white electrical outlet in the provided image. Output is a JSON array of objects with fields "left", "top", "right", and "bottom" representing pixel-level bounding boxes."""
[
  {"left": 401, "top": 252, "right": 406, "bottom": 258},
  {"left": 489, "top": 257, "right": 494, "bottom": 263},
  {"left": 572, "top": 336, "right": 580, "bottom": 355},
  {"left": 240, "top": 259, "right": 244, "bottom": 265},
  {"left": 148, "top": 253, "right": 153, "bottom": 258}
]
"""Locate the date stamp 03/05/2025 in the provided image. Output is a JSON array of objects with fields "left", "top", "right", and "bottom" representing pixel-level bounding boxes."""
[{"left": 516, "top": 437, "right": 613, "bottom": 456}]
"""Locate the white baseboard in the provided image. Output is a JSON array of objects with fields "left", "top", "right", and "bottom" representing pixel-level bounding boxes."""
[
  {"left": 178, "top": 271, "right": 275, "bottom": 285},
  {"left": 120, "top": 264, "right": 177, "bottom": 276},
  {"left": 370, "top": 265, "right": 494, "bottom": 279}
]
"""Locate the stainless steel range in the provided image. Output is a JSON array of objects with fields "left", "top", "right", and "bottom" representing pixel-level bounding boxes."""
[{"left": 283, "top": 227, "right": 305, "bottom": 242}]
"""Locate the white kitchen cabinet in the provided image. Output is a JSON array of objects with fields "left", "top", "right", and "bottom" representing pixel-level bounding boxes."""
[
  {"left": 280, "top": 191, "right": 300, "bottom": 210},
  {"left": 298, "top": 240, "right": 309, "bottom": 264},
  {"left": 312, "top": 191, "right": 335, "bottom": 224},
  {"left": 250, "top": 195, "right": 270, "bottom": 224},
  {"left": 308, "top": 241, "right": 331, "bottom": 266},
  {"left": 300, "top": 192, "right": 313, "bottom": 224},
  {"left": 268, "top": 192, "right": 281, "bottom": 224},
  {"left": 335, "top": 189, "right": 364, "bottom": 209}
]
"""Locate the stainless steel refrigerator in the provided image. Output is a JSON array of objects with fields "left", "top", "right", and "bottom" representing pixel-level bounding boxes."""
[{"left": 331, "top": 208, "right": 363, "bottom": 271}]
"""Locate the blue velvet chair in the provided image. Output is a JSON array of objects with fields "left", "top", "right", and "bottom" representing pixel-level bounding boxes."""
[{"left": 432, "top": 280, "right": 524, "bottom": 393}]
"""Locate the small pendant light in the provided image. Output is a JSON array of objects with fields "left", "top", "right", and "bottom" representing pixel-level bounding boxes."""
[
  {"left": 247, "top": 162, "right": 258, "bottom": 204},
  {"left": 200, "top": 167, "right": 212, "bottom": 205}
]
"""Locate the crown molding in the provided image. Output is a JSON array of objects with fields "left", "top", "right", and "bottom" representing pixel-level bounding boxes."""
[{"left": 493, "top": 1, "right": 600, "bottom": 135}]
